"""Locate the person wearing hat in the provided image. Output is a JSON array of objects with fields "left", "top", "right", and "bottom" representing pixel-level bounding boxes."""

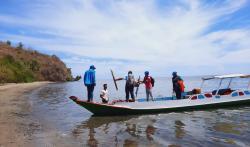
[
  {"left": 116, "top": 71, "right": 136, "bottom": 102},
  {"left": 172, "top": 71, "right": 184, "bottom": 99},
  {"left": 84, "top": 65, "right": 96, "bottom": 102},
  {"left": 139, "top": 71, "right": 155, "bottom": 101}
]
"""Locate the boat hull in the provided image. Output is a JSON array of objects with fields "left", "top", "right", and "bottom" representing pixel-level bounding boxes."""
[{"left": 70, "top": 96, "right": 250, "bottom": 116}]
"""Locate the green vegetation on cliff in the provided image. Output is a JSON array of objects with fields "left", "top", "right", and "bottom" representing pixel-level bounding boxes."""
[
  {"left": 0, "top": 55, "right": 35, "bottom": 83},
  {"left": 0, "top": 41, "right": 72, "bottom": 83}
]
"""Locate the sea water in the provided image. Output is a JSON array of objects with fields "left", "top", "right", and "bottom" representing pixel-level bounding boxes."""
[{"left": 29, "top": 77, "right": 250, "bottom": 146}]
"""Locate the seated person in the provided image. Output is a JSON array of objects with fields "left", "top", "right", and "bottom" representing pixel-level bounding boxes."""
[{"left": 100, "top": 84, "right": 109, "bottom": 103}]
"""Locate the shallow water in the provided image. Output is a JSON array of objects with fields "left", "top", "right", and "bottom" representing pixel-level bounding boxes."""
[{"left": 29, "top": 77, "right": 250, "bottom": 146}]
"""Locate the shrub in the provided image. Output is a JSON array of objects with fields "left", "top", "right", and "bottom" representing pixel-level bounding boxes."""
[
  {"left": 74, "top": 75, "right": 82, "bottom": 81},
  {"left": 29, "top": 60, "right": 40, "bottom": 71},
  {"left": 6, "top": 40, "right": 11, "bottom": 46}
]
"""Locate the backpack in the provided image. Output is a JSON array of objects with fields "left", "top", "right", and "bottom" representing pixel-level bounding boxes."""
[
  {"left": 150, "top": 77, "right": 155, "bottom": 87},
  {"left": 143, "top": 76, "right": 155, "bottom": 87},
  {"left": 178, "top": 80, "right": 185, "bottom": 92},
  {"left": 126, "top": 74, "right": 135, "bottom": 86}
]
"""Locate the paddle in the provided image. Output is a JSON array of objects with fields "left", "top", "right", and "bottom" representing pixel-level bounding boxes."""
[
  {"left": 135, "top": 76, "right": 140, "bottom": 97},
  {"left": 110, "top": 69, "right": 118, "bottom": 91}
]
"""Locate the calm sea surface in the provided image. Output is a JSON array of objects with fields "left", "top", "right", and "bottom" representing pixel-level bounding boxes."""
[{"left": 29, "top": 77, "right": 250, "bottom": 147}]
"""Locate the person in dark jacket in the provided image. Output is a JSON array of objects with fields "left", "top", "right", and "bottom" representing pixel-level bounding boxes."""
[
  {"left": 116, "top": 71, "right": 136, "bottom": 102},
  {"left": 172, "top": 71, "right": 183, "bottom": 99},
  {"left": 84, "top": 65, "right": 96, "bottom": 102}
]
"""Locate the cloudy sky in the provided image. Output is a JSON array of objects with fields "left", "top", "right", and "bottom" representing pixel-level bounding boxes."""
[{"left": 0, "top": 0, "right": 250, "bottom": 78}]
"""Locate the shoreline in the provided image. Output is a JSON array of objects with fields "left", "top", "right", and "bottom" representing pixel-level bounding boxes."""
[{"left": 0, "top": 81, "right": 52, "bottom": 146}]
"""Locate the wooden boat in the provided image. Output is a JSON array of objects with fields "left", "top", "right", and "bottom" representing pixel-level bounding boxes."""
[{"left": 70, "top": 74, "right": 250, "bottom": 116}]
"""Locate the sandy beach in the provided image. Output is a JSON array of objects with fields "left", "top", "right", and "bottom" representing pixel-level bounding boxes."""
[{"left": 0, "top": 82, "right": 51, "bottom": 147}]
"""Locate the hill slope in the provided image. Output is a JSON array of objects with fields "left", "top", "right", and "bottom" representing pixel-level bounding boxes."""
[{"left": 0, "top": 42, "right": 72, "bottom": 83}]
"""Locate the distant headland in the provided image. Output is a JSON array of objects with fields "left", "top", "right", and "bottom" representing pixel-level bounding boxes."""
[{"left": 0, "top": 40, "right": 74, "bottom": 83}]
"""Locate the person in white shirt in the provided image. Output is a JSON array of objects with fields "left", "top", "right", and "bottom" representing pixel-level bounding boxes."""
[{"left": 100, "top": 84, "right": 109, "bottom": 103}]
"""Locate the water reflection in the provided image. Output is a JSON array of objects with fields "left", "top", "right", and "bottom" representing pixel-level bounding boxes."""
[
  {"left": 125, "top": 123, "right": 137, "bottom": 137},
  {"left": 72, "top": 115, "right": 161, "bottom": 146},
  {"left": 87, "top": 127, "right": 98, "bottom": 147},
  {"left": 35, "top": 83, "right": 69, "bottom": 106},
  {"left": 69, "top": 110, "right": 250, "bottom": 146},
  {"left": 213, "top": 122, "right": 240, "bottom": 135},
  {"left": 174, "top": 120, "right": 186, "bottom": 139},
  {"left": 145, "top": 125, "right": 156, "bottom": 141},
  {"left": 72, "top": 116, "right": 136, "bottom": 135},
  {"left": 123, "top": 139, "right": 138, "bottom": 147}
]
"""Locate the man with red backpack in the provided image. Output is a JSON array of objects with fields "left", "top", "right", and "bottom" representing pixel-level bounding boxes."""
[
  {"left": 172, "top": 71, "right": 185, "bottom": 99},
  {"left": 140, "top": 71, "right": 155, "bottom": 101}
]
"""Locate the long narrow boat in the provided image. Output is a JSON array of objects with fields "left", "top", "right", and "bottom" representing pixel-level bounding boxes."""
[{"left": 70, "top": 74, "right": 250, "bottom": 116}]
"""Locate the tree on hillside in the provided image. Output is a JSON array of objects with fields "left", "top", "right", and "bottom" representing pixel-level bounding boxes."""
[
  {"left": 66, "top": 68, "right": 73, "bottom": 81},
  {"left": 6, "top": 40, "right": 11, "bottom": 46},
  {"left": 17, "top": 42, "right": 23, "bottom": 49},
  {"left": 51, "top": 54, "right": 60, "bottom": 60},
  {"left": 30, "top": 60, "right": 40, "bottom": 71}
]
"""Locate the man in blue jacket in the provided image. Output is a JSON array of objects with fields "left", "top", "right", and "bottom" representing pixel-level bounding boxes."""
[{"left": 84, "top": 65, "right": 96, "bottom": 102}]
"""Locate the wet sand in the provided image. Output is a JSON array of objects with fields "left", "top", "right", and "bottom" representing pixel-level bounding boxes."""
[{"left": 0, "top": 82, "right": 51, "bottom": 147}]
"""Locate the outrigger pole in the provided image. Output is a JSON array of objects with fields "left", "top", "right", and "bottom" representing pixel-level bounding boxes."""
[
  {"left": 227, "top": 78, "right": 233, "bottom": 89},
  {"left": 135, "top": 76, "right": 140, "bottom": 97},
  {"left": 200, "top": 77, "right": 212, "bottom": 92},
  {"left": 215, "top": 78, "right": 223, "bottom": 96},
  {"left": 111, "top": 69, "right": 118, "bottom": 91}
]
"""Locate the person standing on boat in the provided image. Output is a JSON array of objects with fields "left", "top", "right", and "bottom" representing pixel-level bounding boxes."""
[
  {"left": 100, "top": 84, "right": 109, "bottom": 103},
  {"left": 172, "top": 71, "right": 185, "bottom": 99},
  {"left": 139, "top": 71, "right": 154, "bottom": 101},
  {"left": 84, "top": 65, "right": 96, "bottom": 102},
  {"left": 116, "top": 71, "right": 136, "bottom": 102}
]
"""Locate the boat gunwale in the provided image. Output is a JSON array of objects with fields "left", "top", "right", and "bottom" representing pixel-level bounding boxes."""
[{"left": 71, "top": 96, "right": 250, "bottom": 116}]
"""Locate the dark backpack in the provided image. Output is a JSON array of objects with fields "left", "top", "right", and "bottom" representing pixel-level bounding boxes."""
[
  {"left": 150, "top": 77, "right": 155, "bottom": 87},
  {"left": 126, "top": 74, "right": 135, "bottom": 86}
]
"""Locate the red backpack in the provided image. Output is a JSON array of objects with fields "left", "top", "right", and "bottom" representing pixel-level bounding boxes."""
[
  {"left": 143, "top": 76, "right": 155, "bottom": 87},
  {"left": 178, "top": 80, "right": 185, "bottom": 92}
]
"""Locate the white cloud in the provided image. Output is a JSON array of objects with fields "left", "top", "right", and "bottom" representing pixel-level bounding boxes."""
[{"left": 0, "top": 0, "right": 250, "bottom": 77}]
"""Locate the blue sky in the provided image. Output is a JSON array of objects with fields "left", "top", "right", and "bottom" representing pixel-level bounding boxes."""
[{"left": 0, "top": 0, "right": 250, "bottom": 78}]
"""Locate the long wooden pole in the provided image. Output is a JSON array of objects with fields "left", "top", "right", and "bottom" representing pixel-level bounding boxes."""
[
  {"left": 135, "top": 76, "right": 140, "bottom": 97},
  {"left": 110, "top": 69, "right": 118, "bottom": 91}
]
